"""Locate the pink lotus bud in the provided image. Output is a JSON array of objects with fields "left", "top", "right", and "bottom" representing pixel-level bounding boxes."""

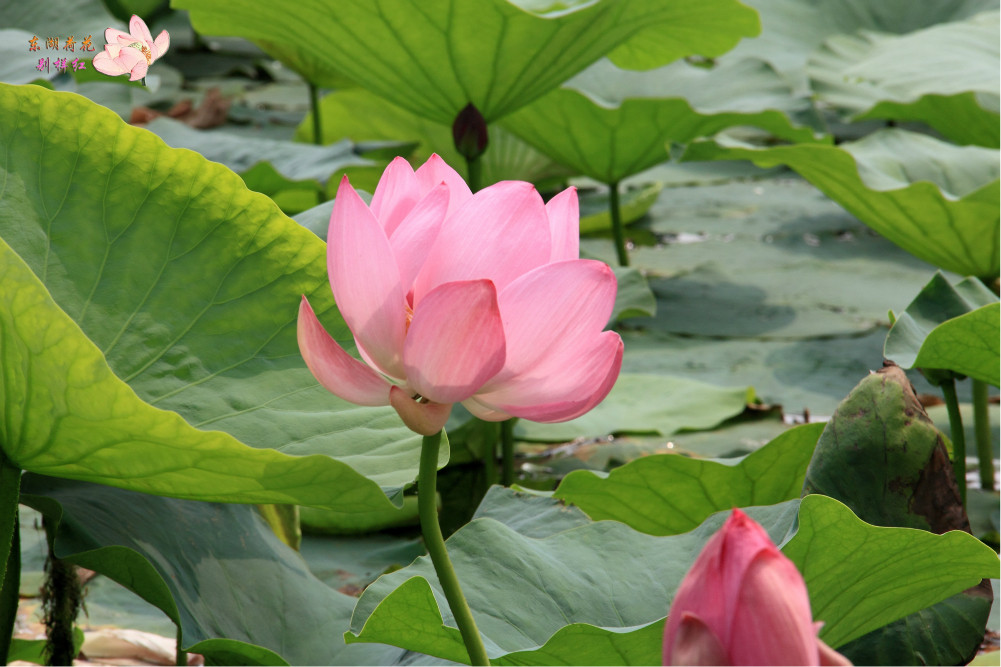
[
  {"left": 452, "top": 103, "right": 489, "bottom": 161},
  {"left": 663, "top": 509, "right": 852, "bottom": 666}
]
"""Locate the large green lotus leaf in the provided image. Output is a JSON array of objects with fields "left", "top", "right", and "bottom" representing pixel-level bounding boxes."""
[
  {"left": 514, "top": 373, "right": 754, "bottom": 442},
  {"left": 682, "top": 130, "right": 1000, "bottom": 278},
  {"left": 718, "top": 0, "right": 996, "bottom": 93},
  {"left": 346, "top": 492, "right": 998, "bottom": 663},
  {"left": 504, "top": 57, "right": 825, "bottom": 184},
  {"left": 808, "top": 12, "right": 1000, "bottom": 147},
  {"left": 785, "top": 496, "right": 999, "bottom": 649},
  {"left": 295, "top": 87, "right": 574, "bottom": 188},
  {"left": 612, "top": 178, "right": 950, "bottom": 341},
  {"left": 835, "top": 586, "right": 994, "bottom": 666},
  {"left": 599, "top": 177, "right": 975, "bottom": 417},
  {"left": 299, "top": 496, "right": 422, "bottom": 536},
  {"left": 0, "top": 83, "right": 446, "bottom": 510},
  {"left": 0, "top": 232, "right": 433, "bottom": 511},
  {"left": 174, "top": 0, "right": 760, "bottom": 125},
  {"left": 554, "top": 422, "right": 824, "bottom": 535},
  {"left": 913, "top": 305, "right": 1001, "bottom": 386},
  {"left": 347, "top": 498, "right": 802, "bottom": 665},
  {"left": 19, "top": 473, "right": 408, "bottom": 666},
  {"left": 885, "top": 273, "right": 1000, "bottom": 386},
  {"left": 144, "top": 117, "right": 371, "bottom": 190}
]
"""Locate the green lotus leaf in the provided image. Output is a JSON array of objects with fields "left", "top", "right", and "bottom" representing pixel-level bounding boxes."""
[
  {"left": 514, "top": 373, "right": 754, "bottom": 441},
  {"left": 808, "top": 11, "right": 1000, "bottom": 147},
  {"left": 347, "top": 498, "right": 802, "bottom": 664},
  {"left": 504, "top": 57, "right": 826, "bottom": 184},
  {"left": 299, "top": 496, "right": 422, "bottom": 536},
  {"left": 346, "top": 490, "right": 998, "bottom": 663},
  {"left": 555, "top": 422, "right": 824, "bottom": 535},
  {"left": 20, "top": 474, "right": 407, "bottom": 665},
  {"left": 144, "top": 117, "right": 371, "bottom": 190},
  {"left": 682, "top": 129, "right": 1000, "bottom": 278},
  {"left": 174, "top": 0, "right": 760, "bottom": 124},
  {"left": 885, "top": 272, "right": 1000, "bottom": 386},
  {"left": 837, "top": 587, "right": 994, "bottom": 666},
  {"left": 785, "top": 496, "right": 999, "bottom": 649},
  {"left": 720, "top": 0, "right": 996, "bottom": 93},
  {"left": 0, "top": 82, "right": 445, "bottom": 510}
]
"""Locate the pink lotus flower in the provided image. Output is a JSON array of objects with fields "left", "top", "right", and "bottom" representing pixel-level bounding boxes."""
[
  {"left": 298, "top": 155, "right": 623, "bottom": 436},
  {"left": 663, "top": 509, "right": 852, "bottom": 666},
  {"left": 93, "top": 15, "right": 169, "bottom": 82}
]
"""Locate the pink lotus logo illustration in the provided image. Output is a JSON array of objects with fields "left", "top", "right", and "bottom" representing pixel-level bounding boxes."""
[{"left": 93, "top": 15, "right": 169, "bottom": 85}]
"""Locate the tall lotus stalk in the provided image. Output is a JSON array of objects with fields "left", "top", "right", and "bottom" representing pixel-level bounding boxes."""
[
  {"left": 972, "top": 380, "right": 994, "bottom": 491},
  {"left": 940, "top": 378, "right": 968, "bottom": 504},
  {"left": 0, "top": 454, "right": 19, "bottom": 662},
  {"left": 607, "top": 181, "right": 630, "bottom": 266}
]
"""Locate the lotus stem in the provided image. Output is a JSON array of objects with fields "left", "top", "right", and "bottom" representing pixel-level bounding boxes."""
[
  {"left": 0, "top": 454, "right": 20, "bottom": 663},
  {"left": 972, "top": 380, "right": 994, "bottom": 491},
  {"left": 466, "top": 156, "right": 482, "bottom": 193},
  {"left": 42, "top": 532, "right": 82, "bottom": 666},
  {"left": 419, "top": 431, "right": 490, "bottom": 666},
  {"left": 176, "top": 626, "right": 187, "bottom": 666},
  {"left": 308, "top": 82, "right": 324, "bottom": 204},
  {"left": 483, "top": 434, "right": 497, "bottom": 489},
  {"left": 308, "top": 82, "right": 323, "bottom": 146},
  {"left": 500, "top": 420, "right": 516, "bottom": 487},
  {"left": 940, "top": 379, "right": 967, "bottom": 505},
  {"left": 608, "top": 181, "right": 629, "bottom": 266}
]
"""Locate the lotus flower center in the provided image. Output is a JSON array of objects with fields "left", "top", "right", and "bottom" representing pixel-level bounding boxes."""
[
  {"left": 405, "top": 302, "right": 414, "bottom": 334},
  {"left": 128, "top": 41, "right": 153, "bottom": 64}
]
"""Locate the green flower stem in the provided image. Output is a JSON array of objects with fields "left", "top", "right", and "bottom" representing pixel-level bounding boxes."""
[
  {"left": 972, "top": 379, "right": 995, "bottom": 491},
  {"left": 941, "top": 379, "right": 967, "bottom": 505},
  {"left": 500, "top": 420, "right": 516, "bottom": 487},
  {"left": 419, "top": 431, "right": 490, "bottom": 666},
  {"left": 0, "top": 511, "right": 18, "bottom": 665},
  {"left": 176, "top": 626, "right": 187, "bottom": 666},
  {"left": 608, "top": 181, "right": 629, "bottom": 267},
  {"left": 308, "top": 82, "right": 323, "bottom": 146},
  {"left": 466, "top": 156, "right": 482, "bottom": 193},
  {"left": 0, "top": 454, "right": 20, "bottom": 663},
  {"left": 308, "top": 82, "right": 324, "bottom": 205},
  {"left": 42, "top": 526, "right": 82, "bottom": 667},
  {"left": 483, "top": 437, "right": 497, "bottom": 489}
]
